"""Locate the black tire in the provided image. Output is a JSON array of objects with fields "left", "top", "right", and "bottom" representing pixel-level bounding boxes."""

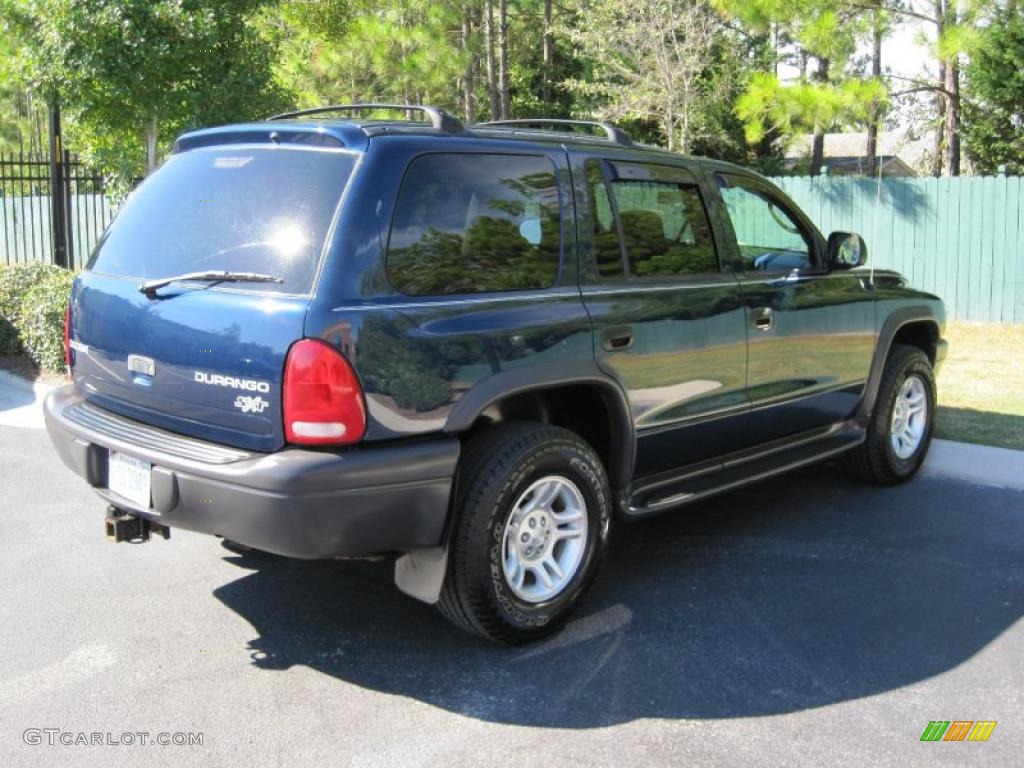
[
  {"left": 437, "top": 422, "right": 612, "bottom": 644},
  {"left": 847, "top": 344, "right": 936, "bottom": 485}
]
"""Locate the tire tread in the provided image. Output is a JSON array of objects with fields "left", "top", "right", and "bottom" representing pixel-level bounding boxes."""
[
  {"left": 438, "top": 422, "right": 607, "bottom": 644},
  {"left": 847, "top": 344, "right": 934, "bottom": 485}
]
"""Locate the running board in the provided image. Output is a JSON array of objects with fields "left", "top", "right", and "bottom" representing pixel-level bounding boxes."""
[{"left": 622, "top": 422, "right": 865, "bottom": 518}]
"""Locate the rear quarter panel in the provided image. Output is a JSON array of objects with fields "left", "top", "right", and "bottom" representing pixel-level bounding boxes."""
[{"left": 305, "top": 135, "right": 596, "bottom": 441}]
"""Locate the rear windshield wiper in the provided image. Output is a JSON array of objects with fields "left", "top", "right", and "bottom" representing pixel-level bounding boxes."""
[{"left": 139, "top": 271, "right": 284, "bottom": 297}]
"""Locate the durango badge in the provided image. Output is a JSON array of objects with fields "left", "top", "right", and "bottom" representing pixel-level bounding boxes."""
[
  {"left": 234, "top": 395, "right": 270, "bottom": 414},
  {"left": 194, "top": 371, "right": 271, "bottom": 393}
]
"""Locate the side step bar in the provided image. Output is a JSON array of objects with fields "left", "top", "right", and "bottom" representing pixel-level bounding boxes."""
[{"left": 623, "top": 422, "right": 865, "bottom": 517}]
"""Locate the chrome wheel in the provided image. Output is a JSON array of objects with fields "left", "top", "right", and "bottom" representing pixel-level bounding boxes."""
[
  {"left": 890, "top": 375, "right": 928, "bottom": 459},
  {"left": 500, "top": 475, "right": 588, "bottom": 603}
]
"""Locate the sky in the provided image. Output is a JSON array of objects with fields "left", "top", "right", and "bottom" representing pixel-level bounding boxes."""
[
  {"left": 779, "top": 15, "right": 933, "bottom": 82},
  {"left": 884, "top": 17, "right": 933, "bottom": 80}
]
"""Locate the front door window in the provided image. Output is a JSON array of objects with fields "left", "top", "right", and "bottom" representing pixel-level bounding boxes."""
[{"left": 716, "top": 175, "right": 813, "bottom": 273}]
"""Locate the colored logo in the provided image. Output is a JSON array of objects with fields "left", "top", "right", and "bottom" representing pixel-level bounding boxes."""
[{"left": 920, "top": 721, "right": 997, "bottom": 742}]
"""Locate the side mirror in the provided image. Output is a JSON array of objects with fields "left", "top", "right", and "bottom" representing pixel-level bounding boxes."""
[{"left": 827, "top": 232, "right": 867, "bottom": 270}]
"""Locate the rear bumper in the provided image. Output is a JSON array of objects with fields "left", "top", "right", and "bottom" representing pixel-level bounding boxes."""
[{"left": 43, "top": 386, "right": 458, "bottom": 558}]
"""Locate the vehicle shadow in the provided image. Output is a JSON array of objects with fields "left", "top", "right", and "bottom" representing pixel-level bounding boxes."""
[{"left": 213, "top": 463, "right": 1023, "bottom": 727}]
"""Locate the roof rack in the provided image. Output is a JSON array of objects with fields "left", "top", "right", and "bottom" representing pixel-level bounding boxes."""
[
  {"left": 473, "top": 119, "right": 633, "bottom": 146},
  {"left": 266, "top": 104, "right": 464, "bottom": 134}
]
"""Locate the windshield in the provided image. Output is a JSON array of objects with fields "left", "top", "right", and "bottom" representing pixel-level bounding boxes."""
[{"left": 87, "top": 147, "right": 357, "bottom": 294}]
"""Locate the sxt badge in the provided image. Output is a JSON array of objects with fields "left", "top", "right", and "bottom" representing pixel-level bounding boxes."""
[{"left": 234, "top": 395, "right": 269, "bottom": 414}]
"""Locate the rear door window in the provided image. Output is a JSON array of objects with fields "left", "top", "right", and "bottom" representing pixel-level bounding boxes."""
[
  {"left": 584, "top": 160, "right": 626, "bottom": 279},
  {"left": 386, "top": 153, "right": 561, "bottom": 295},
  {"left": 88, "top": 147, "right": 357, "bottom": 294},
  {"left": 587, "top": 160, "right": 719, "bottom": 279}
]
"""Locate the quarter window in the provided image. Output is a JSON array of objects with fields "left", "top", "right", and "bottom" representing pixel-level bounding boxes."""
[
  {"left": 716, "top": 174, "right": 813, "bottom": 272},
  {"left": 386, "top": 153, "right": 561, "bottom": 295}
]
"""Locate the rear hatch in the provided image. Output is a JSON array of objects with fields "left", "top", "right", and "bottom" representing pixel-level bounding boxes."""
[{"left": 70, "top": 143, "right": 358, "bottom": 453}]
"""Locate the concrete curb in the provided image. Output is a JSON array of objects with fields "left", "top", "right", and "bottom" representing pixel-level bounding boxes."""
[
  {"left": 0, "top": 370, "right": 57, "bottom": 430},
  {"left": 922, "top": 438, "right": 1024, "bottom": 492}
]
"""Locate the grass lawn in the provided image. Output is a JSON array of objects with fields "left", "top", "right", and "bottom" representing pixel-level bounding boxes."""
[{"left": 935, "top": 322, "right": 1024, "bottom": 451}]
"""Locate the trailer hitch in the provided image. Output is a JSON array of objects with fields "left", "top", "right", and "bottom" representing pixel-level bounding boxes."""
[{"left": 105, "top": 506, "right": 170, "bottom": 543}]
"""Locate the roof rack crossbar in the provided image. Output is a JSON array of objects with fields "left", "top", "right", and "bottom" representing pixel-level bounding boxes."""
[
  {"left": 266, "top": 104, "right": 464, "bottom": 133},
  {"left": 474, "top": 119, "right": 632, "bottom": 146}
]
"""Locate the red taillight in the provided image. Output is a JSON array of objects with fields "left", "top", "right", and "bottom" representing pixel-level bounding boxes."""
[
  {"left": 283, "top": 339, "right": 366, "bottom": 446},
  {"left": 64, "top": 303, "right": 71, "bottom": 369}
]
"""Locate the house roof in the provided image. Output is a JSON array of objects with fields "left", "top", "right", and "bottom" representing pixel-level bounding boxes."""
[{"left": 784, "top": 131, "right": 934, "bottom": 175}]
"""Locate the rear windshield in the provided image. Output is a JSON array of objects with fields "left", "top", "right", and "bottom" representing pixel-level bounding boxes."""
[{"left": 87, "top": 147, "right": 357, "bottom": 294}]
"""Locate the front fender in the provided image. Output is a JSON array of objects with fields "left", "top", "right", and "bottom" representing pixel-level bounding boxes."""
[{"left": 856, "top": 304, "right": 944, "bottom": 424}]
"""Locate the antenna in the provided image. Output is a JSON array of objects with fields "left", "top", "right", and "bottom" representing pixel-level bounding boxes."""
[{"left": 870, "top": 151, "right": 882, "bottom": 289}]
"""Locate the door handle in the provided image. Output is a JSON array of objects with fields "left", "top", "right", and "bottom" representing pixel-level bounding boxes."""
[
  {"left": 602, "top": 326, "right": 635, "bottom": 351},
  {"left": 751, "top": 307, "right": 774, "bottom": 331}
]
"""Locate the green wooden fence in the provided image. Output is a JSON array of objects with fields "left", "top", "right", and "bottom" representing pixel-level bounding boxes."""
[{"left": 769, "top": 174, "right": 1024, "bottom": 324}]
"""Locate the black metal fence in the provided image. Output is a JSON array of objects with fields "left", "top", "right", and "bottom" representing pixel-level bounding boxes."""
[{"left": 0, "top": 151, "right": 115, "bottom": 269}]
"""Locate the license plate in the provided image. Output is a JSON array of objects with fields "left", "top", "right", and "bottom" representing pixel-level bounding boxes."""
[{"left": 108, "top": 450, "right": 151, "bottom": 509}]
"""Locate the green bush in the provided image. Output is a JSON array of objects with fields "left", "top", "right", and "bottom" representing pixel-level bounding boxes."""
[
  {"left": 0, "top": 263, "right": 76, "bottom": 372},
  {"left": 0, "top": 262, "right": 56, "bottom": 356}
]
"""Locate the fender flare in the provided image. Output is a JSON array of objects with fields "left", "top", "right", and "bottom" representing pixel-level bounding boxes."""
[
  {"left": 856, "top": 305, "right": 942, "bottom": 424},
  {"left": 444, "top": 360, "right": 636, "bottom": 490},
  {"left": 396, "top": 361, "right": 635, "bottom": 606}
]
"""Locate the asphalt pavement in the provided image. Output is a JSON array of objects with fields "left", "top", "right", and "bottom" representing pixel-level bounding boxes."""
[{"left": 0, "top": 421, "right": 1021, "bottom": 767}]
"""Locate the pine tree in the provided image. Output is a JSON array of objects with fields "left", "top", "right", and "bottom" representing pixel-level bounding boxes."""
[{"left": 961, "top": 4, "right": 1024, "bottom": 174}]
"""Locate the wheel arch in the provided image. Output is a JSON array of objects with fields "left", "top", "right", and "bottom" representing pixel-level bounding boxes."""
[
  {"left": 444, "top": 361, "right": 635, "bottom": 491},
  {"left": 857, "top": 306, "right": 942, "bottom": 424}
]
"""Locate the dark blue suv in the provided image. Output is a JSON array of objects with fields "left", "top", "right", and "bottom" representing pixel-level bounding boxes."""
[{"left": 45, "top": 105, "right": 947, "bottom": 643}]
